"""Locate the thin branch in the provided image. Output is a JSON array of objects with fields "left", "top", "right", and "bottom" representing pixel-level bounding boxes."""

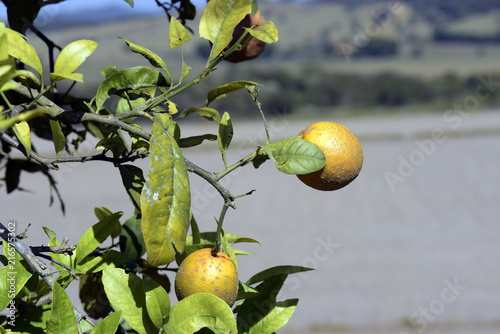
[
  {"left": 216, "top": 149, "right": 260, "bottom": 180},
  {"left": 1, "top": 133, "right": 58, "bottom": 170},
  {"left": 36, "top": 253, "right": 78, "bottom": 280},
  {"left": 30, "top": 239, "right": 76, "bottom": 255},
  {"left": 45, "top": 151, "right": 149, "bottom": 165},
  {"left": 9, "top": 85, "right": 248, "bottom": 213},
  {"left": 186, "top": 160, "right": 236, "bottom": 209}
]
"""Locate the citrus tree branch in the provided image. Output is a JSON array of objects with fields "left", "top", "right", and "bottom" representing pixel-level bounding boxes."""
[
  {"left": 186, "top": 161, "right": 236, "bottom": 209},
  {"left": 0, "top": 221, "right": 93, "bottom": 326},
  {"left": 1, "top": 133, "right": 58, "bottom": 170},
  {"left": 9, "top": 85, "right": 252, "bottom": 213},
  {"left": 216, "top": 149, "right": 260, "bottom": 180}
]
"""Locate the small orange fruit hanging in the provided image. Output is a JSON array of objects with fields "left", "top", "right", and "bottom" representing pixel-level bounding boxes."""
[
  {"left": 297, "top": 122, "right": 363, "bottom": 191},
  {"left": 174, "top": 248, "right": 239, "bottom": 307}
]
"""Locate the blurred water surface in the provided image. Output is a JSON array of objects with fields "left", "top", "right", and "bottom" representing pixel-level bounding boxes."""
[{"left": 3, "top": 110, "right": 500, "bottom": 333}]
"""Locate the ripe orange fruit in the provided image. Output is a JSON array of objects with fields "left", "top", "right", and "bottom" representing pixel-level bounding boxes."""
[
  {"left": 297, "top": 122, "right": 363, "bottom": 191},
  {"left": 224, "top": 10, "right": 266, "bottom": 63},
  {"left": 174, "top": 248, "right": 239, "bottom": 307}
]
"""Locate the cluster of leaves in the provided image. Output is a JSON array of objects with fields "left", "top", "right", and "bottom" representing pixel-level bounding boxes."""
[{"left": 1, "top": 0, "right": 327, "bottom": 333}]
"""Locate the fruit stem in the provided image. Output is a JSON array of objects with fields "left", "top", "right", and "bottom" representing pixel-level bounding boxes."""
[{"left": 214, "top": 201, "right": 230, "bottom": 252}]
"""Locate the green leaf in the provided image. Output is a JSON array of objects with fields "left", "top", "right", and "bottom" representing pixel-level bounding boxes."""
[
  {"left": 221, "top": 237, "right": 238, "bottom": 271},
  {"left": 46, "top": 283, "right": 79, "bottom": 334},
  {"left": 199, "top": 0, "right": 252, "bottom": 62},
  {"left": 164, "top": 293, "right": 237, "bottom": 333},
  {"left": 75, "top": 250, "right": 129, "bottom": 274},
  {"left": 93, "top": 208, "right": 122, "bottom": 239},
  {"left": 5, "top": 27, "right": 43, "bottom": 75},
  {"left": 244, "top": 21, "right": 279, "bottom": 43},
  {"left": 218, "top": 112, "right": 233, "bottom": 167},
  {"left": 182, "top": 107, "right": 221, "bottom": 122},
  {"left": 49, "top": 71, "right": 83, "bottom": 83},
  {"left": 16, "top": 68, "right": 40, "bottom": 86},
  {"left": 190, "top": 214, "right": 201, "bottom": 244},
  {"left": 116, "top": 96, "right": 145, "bottom": 122},
  {"left": 263, "top": 137, "right": 326, "bottom": 175},
  {"left": 245, "top": 265, "right": 313, "bottom": 286},
  {"left": 0, "top": 77, "right": 20, "bottom": 93},
  {"left": 237, "top": 275, "right": 292, "bottom": 333},
  {"left": 119, "top": 165, "right": 145, "bottom": 211},
  {"left": 94, "top": 207, "right": 114, "bottom": 221},
  {"left": 7, "top": 0, "right": 41, "bottom": 34},
  {"left": 95, "top": 136, "right": 127, "bottom": 157},
  {"left": 121, "top": 38, "right": 172, "bottom": 81},
  {"left": 122, "top": 0, "right": 134, "bottom": 7},
  {"left": 102, "top": 268, "right": 157, "bottom": 334},
  {"left": 206, "top": 80, "right": 262, "bottom": 106},
  {"left": 75, "top": 212, "right": 123, "bottom": 264},
  {"left": 90, "top": 311, "right": 122, "bottom": 334},
  {"left": 43, "top": 226, "right": 57, "bottom": 240},
  {"left": 100, "top": 65, "right": 121, "bottom": 78},
  {"left": 236, "top": 281, "right": 260, "bottom": 300},
  {"left": 13, "top": 121, "right": 31, "bottom": 158},
  {"left": 0, "top": 108, "right": 48, "bottom": 130},
  {"left": 10, "top": 305, "right": 51, "bottom": 333},
  {"left": 95, "top": 66, "right": 169, "bottom": 111},
  {"left": 178, "top": 133, "right": 217, "bottom": 148},
  {"left": 241, "top": 298, "right": 298, "bottom": 334},
  {"left": 0, "top": 23, "right": 8, "bottom": 60},
  {"left": 141, "top": 118, "right": 191, "bottom": 266},
  {"left": 49, "top": 120, "right": 65, "bottom": 158},
  {"left": 143, "top": 275, "right": 170, "bottom": 328},
  {"left": 51, "top": 39, "right": 98, "bottom": 82},
  {"left": 180, "top": 56, "right": 192, "bottom": 83},
  {"left": 169, "top": 17, "right": 192, "bottom": 49},
  {"left": 119, "top": 214, "right": 146, "bottom": 261},
  {"left": 185, "top": 232, "right": 258, "bottom": 246},
  {"left": 130, "top": 129, "right": 150, "bottom": 151},
  {"left": 0, "top": 242, "right": 33, "bottom": 311},
  {"left": 231, "top": 236, "right": 261, "bottom": 246}
]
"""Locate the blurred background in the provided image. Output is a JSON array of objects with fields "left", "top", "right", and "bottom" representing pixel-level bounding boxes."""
[{"left": 2, "top": 0, "right": 500, "bottom": 333}]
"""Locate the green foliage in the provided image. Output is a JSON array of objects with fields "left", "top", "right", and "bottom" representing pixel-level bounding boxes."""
[
  {"left": 199, "top": 0, "right": 253, "bottom": 62},
  {"left": 50, "top": 39, "right": 99, "bottom": 82},
  {"left": 263, "top": 137, "right": 326, "bottom": 175},
  {"left": 1, "top": 0, "right": 319, "bottom": 333},
  {"left": 102, "top": 268, "right": 158, "bottom": 334},
  {"left": 141, "top": 116, "right": 191, "bottom": 267},
  {"left": 46, "top": 283, "right": 78, "bottom": 333},
  {"left": 165, "top": 293, "right": 237, "bottom": 333}
]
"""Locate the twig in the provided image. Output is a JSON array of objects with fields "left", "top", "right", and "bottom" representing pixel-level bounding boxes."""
[
  {"left": 1, "top": 133, "right": 58, "bottom": 170},
  {"left": 36, "top": 253, "right": 78, "bottom": 280},
  {"left": 31, "top": 238, "right": 76, "bottom": 255},
  {"left": 45, "top": 152, "right": 149, "bottom": 165},
  {"left": 16, "top": 223, "right": 31, "bottom": 239},
  {"left": 9, "top": 86, "right": 247, "bottom": 213},
  {"left": 186, "top": 160, "right": 236, "bottom": 209}
]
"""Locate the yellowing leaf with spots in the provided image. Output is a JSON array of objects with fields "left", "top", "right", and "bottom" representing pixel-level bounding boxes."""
[{"left": 141, "top": 118, "right": 191, "bottom": 266}]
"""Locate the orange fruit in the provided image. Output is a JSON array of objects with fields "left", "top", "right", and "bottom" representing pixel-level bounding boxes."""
[
  {"left": 174, "top": 248, "right": 239, "bottom": 307},
  {"left": 297, "top": 122, "right": 363, "bottom": 191},
  {"left": 224, "top": 10, "right": 266, "bottom": 63}
]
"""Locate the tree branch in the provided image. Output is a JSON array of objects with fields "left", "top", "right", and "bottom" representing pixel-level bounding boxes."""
[
  {"left": 0, "top": 221, "right": 92, "bottom": 326},
  {"left": 1, "top": 133, "right": 58, "bottom": 170},
  {"left": 8, "top": 84, "right": 247, "bottom": 212}
]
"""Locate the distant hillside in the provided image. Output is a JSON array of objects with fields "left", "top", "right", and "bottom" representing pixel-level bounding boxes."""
[{"left": 21, "top": 1, "right": 500, "bottom": 115}]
